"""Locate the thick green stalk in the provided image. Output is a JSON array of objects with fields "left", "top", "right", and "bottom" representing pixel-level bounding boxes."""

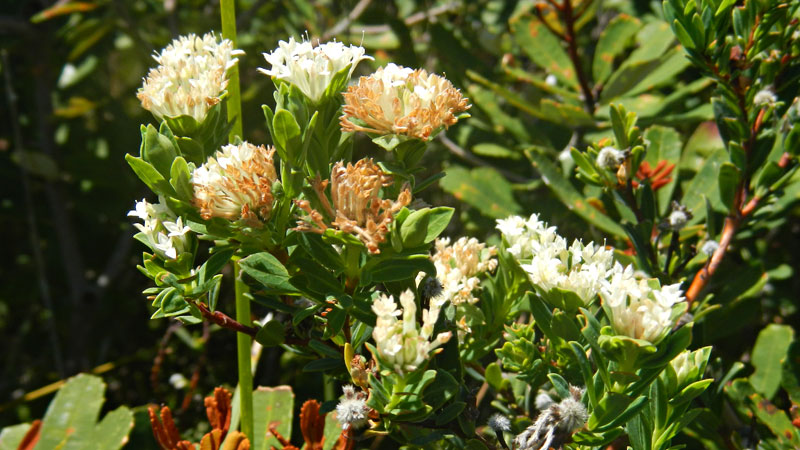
[
  {"left": 221, "top": 0, "right": 243, "bottom": 139},
  {"left": 233, "top": 261, "right": 254, "bottom": 440},
  {"left": 220, "top": 0, "right": 251, "bottom": 439}
]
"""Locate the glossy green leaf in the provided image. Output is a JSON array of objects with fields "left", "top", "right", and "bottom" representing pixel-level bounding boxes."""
[
  {"left": 253, "top": 386, "right": 294, "bottom": 450},
  {"left": 511, "top": 15, "right": 577, "bottom": 89},
  {"left": 593, "top": 14, "right": 641, "bottom": 83},
  {"left": 750, "top": 324, "right": 794, "bottom": 399},
  {"left": 239, "top": 252, "right": 299, "bottom": 295},
  {"left": 440, "top": 166, "right": 521, "bottom": 219}
]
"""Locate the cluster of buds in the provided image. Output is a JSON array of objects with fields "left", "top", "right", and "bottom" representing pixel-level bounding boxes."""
[
  {"left": 514, "top": 385, "right": 588, "bottom": 450},
  {"left": 259, "top": 36, "right": 372, "bottom": 103},
  {"left": 340, "top": 63, "right": 471, "bottom": 140},
  {"left": 137, "top": 33, "right": 243, "bottom": 122},
  {"left": 371, "top": 289, "right": 452, "bottom": 374},
  {"left": 128, "top": 198, "right": 192, "bottom": 260},
  {"left": 294, "top": 158, "right": 411, "bottom": 253},
  {"left": 191, "top": 142, "right": 278, "bottom": 226},
  {"left": 426, "top": 237, "right": 497, "bottom": 305}
]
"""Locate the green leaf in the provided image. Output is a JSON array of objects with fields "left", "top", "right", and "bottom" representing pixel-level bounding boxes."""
[
  {"left": 600, "top": 57, "right": 665, "bottom": 103},
  {"left": 0, "top": 424, "right": 32, "bottom": 450},
  {"left": 628, "top": 20, "right": 676, "bottom": 63},
  {"left": 750, "top": 324, "right": 795, "bottom": 399},
  {"left": 539, "top": 99, "right": 595, "bottom": 126},
  {"left": 272, "top": 109, "right": 303, "bottom": 165},
  {"left": 92, "top": 407, "right": 136, "bottom": 450},
  {"left": 169, "top": 157, "right": 194, "bottom": 202},
  {"left": 587, "top": 392, "right": 634, "bottom": 430},
  {"left": 255, "top": 320, "right": 286, "bottom": 347},
  {"left": 400, "top": 207, "right": 454, "bottom": 248},
  {"left": 511, "top": 15, "right": 577, "bottom": 89},
  {"left": 125, "top": 154, "right": 176, "bottom": 197},
  {"left": 485, "top": 363, "right": 504, "bottom": 391},
  {"left": 35, "top": 374, "right": 133, "bottom": 450},
  {"left": 253, "top": 386, "right": 294, "bottom": 450},
  {"left": 643, "top": 126, "right": 682, "bottom": 214},
  {"left": 239, "top": 252, "right": 300, "bottom": 295},
  {"left": 717, "top": 162, "right": 741, "bottom": 212},
  {"left": 362, "top": 254, "right": 435, "bottom": 283},
  {"left": 525, "top": 149, "right": 627, "bottom": 238},
  {"left": 593, "top": 14, "right": 641, "bottom": 83},
  {"left": 681, "top": 146, "right": 728, "bottom": 223},
  {"left": 440, "top": 166, "right": 521, "bottom": 219},
  {"left": 548, "top": 373, "right": 572, "bottom": 400},
  {"left": 142, "top": 124, "right": 179, "bottom": 178}
]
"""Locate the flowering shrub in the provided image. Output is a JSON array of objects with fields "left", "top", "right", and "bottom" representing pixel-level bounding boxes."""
[{"left": 4, "top": 1, "right": 800, "bottom": 450}]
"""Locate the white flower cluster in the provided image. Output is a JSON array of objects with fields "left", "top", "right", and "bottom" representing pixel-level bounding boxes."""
[
  {"left": 128, "top": 198, "right": 191, "bottom": 260},
  {"left": 259, "top": 37, "right": 372, "bottom": 103},
  {"left": 600, "top": 264, "right": 685, "bottom": 343},
  {"left": 335, "top": 385, "right": 370, "bottom": 430},
  {"left": 427, "top": 237, "right": 497, "bottom": 305},
  {"left": 137, "top": 33, "right": 243, "bottom": 122},
  {"left": 496, "top": 214, "right": 615, "bottom": 303},
  {"left": 498, "top": 214, "right": 686, "bottom": 343},
  {"left": 371, "top": 289, "right": 452, "bottom": 374}
]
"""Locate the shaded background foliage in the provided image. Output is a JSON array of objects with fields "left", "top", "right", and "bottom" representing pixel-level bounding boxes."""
[{"left": 2, "top": 0, "right": 800, "bottom": 448}]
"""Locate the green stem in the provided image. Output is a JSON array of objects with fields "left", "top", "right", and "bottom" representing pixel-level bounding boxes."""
[
  {"left": 233, "top": 261, "right": 254, "bottom": 440},
  {"left": 220, "top": 0, "right": 243, "bottom": 140},
  {"left": 220, "top": 1, "right": 251, "bottom": 439}
]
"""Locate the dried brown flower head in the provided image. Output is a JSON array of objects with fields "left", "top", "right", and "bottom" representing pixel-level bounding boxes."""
[
  {"left": 340, "top": 64, "right": 470, "bottom": 140},
  {"left": 149, "top": 387, "right": 245, "bottom": 450},
  {"left": 192, "top": 142, "right": 278, "bottom": 226},
  {"left": 295, "top": 158, "right": 411, "bottom": 253}
]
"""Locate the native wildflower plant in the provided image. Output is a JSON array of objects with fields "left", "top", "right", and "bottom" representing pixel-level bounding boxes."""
[{"left": 92, "top": 0, "right": 800, "bottom": 449}]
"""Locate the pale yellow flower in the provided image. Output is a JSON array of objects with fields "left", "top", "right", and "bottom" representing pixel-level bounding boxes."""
[
  {"left": 137, "top": 33, "right": 243, "bottom": 122},
  {"left": 192, "top": 142, "right": 278, "bottom": 225},
  {"left": 340, "top": 63, "right": 470, "bottom": 140}
]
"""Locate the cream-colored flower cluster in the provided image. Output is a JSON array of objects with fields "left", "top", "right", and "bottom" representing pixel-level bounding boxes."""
[
  {"left": 600, "top": 264, "right": 684, "bottom": 343},
  {"left": 428, "top": 237, "right": 497, "bottom": 305},
  {"left": 128, "top": 198, "right": 191, "bottom": 260},
  {"left": 340, "top": 63, "right": 471, "bottom": 140},
  {"left": 295, "top": 158, "right": 411, "bottom": 253},
  {"left": 371, "top": 289, "right": 452, "bottom": 374},
  {"left": 259, "top": 37, "right": 372, "bottom": 103},
  {"left": 192, "top": 142, "right": 278, "bottom": 226},
  {"left": 498, "top": 213, "right": 686, "bottom": 343},
  {"left": 138, "top": 33, "right": 243, "bottom": 122},
  {"left": 496, "top": 214, "right": 616, "bottom": 303}
]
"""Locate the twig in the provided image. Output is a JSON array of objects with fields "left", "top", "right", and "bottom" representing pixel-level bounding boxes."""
[
  {"left": 322, "top": 0, "right": 373, "bottom": 40},
  {"left": 356, "top": 2, "right": 460, "bottom": 34},
  {"left": 2, "top": 49, "right": 65, "bottom": 378},
  {"left": 438, "top": 134, "right": 532, "bottom": 184},
  {"left": 561, "top": 0, "right": 596, "bottom": 113},
  {"left": 192, "top": 300, "right": 258, "bottom": 337}
]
